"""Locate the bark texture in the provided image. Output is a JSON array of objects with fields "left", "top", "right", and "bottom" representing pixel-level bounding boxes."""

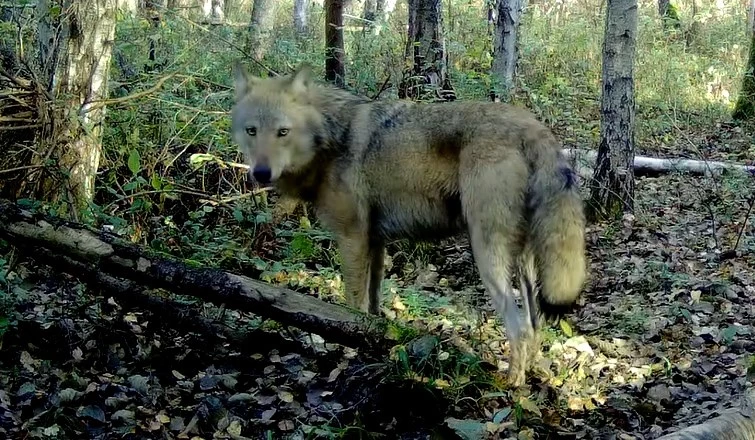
[
  {"left": 399, "top": 0, "right": 455, "bottom": 101},
  {"left": 201, "top": 0, "right": 225, "bottom": 24},
  {"left": 566, "top": 148, "right": 755, "bottom": 181},
  {"left": 248, "top": 0, "right": 276, "bottom": 60},
  {"left": 325, "top": 0, "right": 347, "bottom": 87},
  {"left": 588, "top": 0, "right": 638, "bottom": 222},
  {"left": 361, "top": 0, "right": 385, "bottom": 34},
  {"left": 0, "top": 199, "right": 398, "bottom": 351},
  {"left": 32, "top": 0, "right": 117, "bottom": 216},
  {"left": 167, "top": 0, "right": 194, "bottom": 17},
  {"left": 492, "top": 0, "right": 524, "bottom": 101},
  {"left": 294, "top": 0, "right": 310, "bottom": 35},
  {"left": 733, "top": 28, "right": 755, "bottom": 121}
]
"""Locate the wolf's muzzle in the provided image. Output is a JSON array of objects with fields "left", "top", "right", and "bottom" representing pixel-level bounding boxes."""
[{"left": 252, "top": 165, "right": 272, "bottom": 184}]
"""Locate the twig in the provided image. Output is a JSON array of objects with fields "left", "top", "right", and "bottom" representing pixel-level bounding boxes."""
[
  {"left": 0, "top": 123, "right": 42, "bottom": 131},
  {"left": 101, "top": 188, "right": 214, "bottom": 211},
  {"left": 370, "top": 75, "right": 392, "bottom": 101},
  {"left": 720, "top": 194, "right": 755, "bottom": 261},
  {"left": 733, "top": 195, "right": 755, "bottom": 252},
  {"left": 0, "top": 164, "right": 43, "bottom": 175},
  {"left": 83, "top": 73, "right": 177, "bottom": 113}
]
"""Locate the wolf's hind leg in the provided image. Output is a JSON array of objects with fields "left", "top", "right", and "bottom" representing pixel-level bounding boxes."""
[
  {"left": 461, "top": 154, "right": 534, "bottom": 387},
  {"left": 519, "top": 246, "right": 544, "bottom": 368}
]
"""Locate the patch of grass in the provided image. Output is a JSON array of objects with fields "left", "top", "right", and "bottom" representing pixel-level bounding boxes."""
[{"left": 613, "top": 304, "right": 651, "bottom": 335}]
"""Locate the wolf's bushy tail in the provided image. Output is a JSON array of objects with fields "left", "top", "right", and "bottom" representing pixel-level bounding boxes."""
[{"left": 526, "top": 144, "right": 587, "bottom": 321}]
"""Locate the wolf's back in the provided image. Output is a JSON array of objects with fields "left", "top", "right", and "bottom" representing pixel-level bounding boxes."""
[{"left": 526, "top": 138, "right": 587, "bottom": 320}]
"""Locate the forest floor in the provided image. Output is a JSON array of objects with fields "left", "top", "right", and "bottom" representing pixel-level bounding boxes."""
[{"left": 1, "top": 122, "right": 754, "bottom": 440}]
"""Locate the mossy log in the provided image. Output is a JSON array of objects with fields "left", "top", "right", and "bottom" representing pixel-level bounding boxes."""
[{"left": 0, "top": 199, "right": 401, "bottom": 351}]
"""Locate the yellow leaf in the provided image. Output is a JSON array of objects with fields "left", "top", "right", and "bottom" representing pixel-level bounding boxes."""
[
  {"left": 559, "top": 319, "right": 573, "bottom": 337},
  {"left": 278, "top": 390, "right": 294, "bottom": 403},
  {"left": 518, "top": 396, "right": 542, "bottom": 417}
]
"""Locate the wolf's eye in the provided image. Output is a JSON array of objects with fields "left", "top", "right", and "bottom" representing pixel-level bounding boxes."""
[
  {"left": 278, "top": 128, "right": 290, "bottom": 137},
  {"left": 245, "top": 126, "right": 257, "bottom": 136}
]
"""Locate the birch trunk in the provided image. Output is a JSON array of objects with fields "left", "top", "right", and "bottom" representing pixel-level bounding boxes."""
[
  {"left": 248, "top": 0, "right": 276, "bottom": 60},
  {"left": 362, "top": 0, "right": 386, "bottom": 34},
  {"left": 31, "top": 0, "right": 117, "bottom": 217},
  {"left": 588, "top": 0, "right": 638, "bottom": 221},
  {"left": 294, "top": 0, "right": 310, "bottom": 35},
  {"left": 201, "top": 0, "right": 225, "bottom": 24}
]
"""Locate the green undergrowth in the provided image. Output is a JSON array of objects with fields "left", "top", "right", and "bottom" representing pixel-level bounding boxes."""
[
  {"left": 93, "top": 0, "right": 753, "bottom": 258},
  {"left": 4, "top": 1, "right": 754, "bottom": 434}
]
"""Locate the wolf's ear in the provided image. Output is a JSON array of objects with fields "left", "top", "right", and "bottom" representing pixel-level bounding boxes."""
[
  {"left": 288, "top": 64, "right": 314, "bottom": 94},
  {"left": 232, "top": 61, "right": 256, "bottom": 100}
]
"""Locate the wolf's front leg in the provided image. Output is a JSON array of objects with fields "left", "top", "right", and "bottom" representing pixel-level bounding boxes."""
[
  {"left": 367, "top": 242, "right": 386, "bottom": 316},
  {"left": 336, "top": 230, "right": 373, "bottom": 314}
]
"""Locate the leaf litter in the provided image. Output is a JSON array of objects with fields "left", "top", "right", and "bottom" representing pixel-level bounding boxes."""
[{"left": 1, "top": 136, "right": 755, "bottom": 438}]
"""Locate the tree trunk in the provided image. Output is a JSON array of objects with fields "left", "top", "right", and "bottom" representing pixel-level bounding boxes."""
[
  {"left": 363, "top": 0, "right": 377, "bottom": 31},
  {"left": 658, "top": 0, "right": 681, "bottom": 30},
  {"left": 362, "top": 0, "right": 386, "bottom": 34},
  {"left": 588, "top": 0, "right": 638, "bottom": 222},
  {"left": 142, "top": 0, "right": 164, "bottom": 71},
  {"left": 749, "top": 0, "right": 755, "bottom": 34},
  {"left": 30, "top": 0, "right": 117, "bottom": 218},
  {"left": 399, "top": 0, "right": 455, "bottom": 101},
  {"left": 325, "top": 0, "right": 347, "bottom": 87},
  {"left": 294, "top": 0, "right": 310, "bottom": 35},
  {"left": 167, "top": 0, "right": 194, "bottom": 17},
  {"left": 201, "top": 0, "right": 225, "bottom": 24},
  {"left": 0, "top": 5, "right": 19, "bottom": 72},
  {"left": 248, "top": 0, "right": 276, "bottom": 61},
  {"left": 733, "top": 27, "right": 755, "bottom": 121},
  {"left": 382, "top": 0, "right": 396, "bottom": 18},
  {"left": 491, "top": 0, "right": 524, "bottom": 102},
  {"left": 116, "top": 0, "right": 139, "bottom": 15}
]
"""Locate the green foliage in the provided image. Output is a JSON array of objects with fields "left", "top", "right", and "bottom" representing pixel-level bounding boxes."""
[
  {"left": 0, "top": 247, "right": 18, "bottom": 345},
  {"left": 86, "top": 0, "right": 751, "bottom": 260},
  {"left": 733, "top": 31, "right": 755, "bottom": 120}
]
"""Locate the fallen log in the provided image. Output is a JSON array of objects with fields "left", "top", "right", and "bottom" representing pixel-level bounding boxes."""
[
  {"left": 0, "top": 199, "right": 400, "bottom": 351},
  {"left": 655, "top": 388, "right": 755, "bottom": 440},
  {"left": 199, "top": 149, "right": 755, "bottom": 184},
  {"left": 564, "top": 148, "right": 755, "bottom": 179},
  {"left": 62, "top": 261, "right": 311, "bottom": 354}
]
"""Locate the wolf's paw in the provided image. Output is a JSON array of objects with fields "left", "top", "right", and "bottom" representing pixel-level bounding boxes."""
[
  {"left": 507, "top": 339, "right": 530, "bottom": 388},
  {"left": 507, "top": 365, "right": 527, "bottom": 388}
]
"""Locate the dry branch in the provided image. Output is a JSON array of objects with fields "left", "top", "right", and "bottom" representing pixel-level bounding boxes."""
[
  {"left": 64, "top": 261, "right": 311, "bottom": 353},
  {"left": 0, "top": 199, "right": 395, "bottom": 351},
  {"left": 656, "top": 388, "right": 755, "bottom": 439},
  {"left": 215, "top": 149, "right": 755, "bottom": 182},
  {"left": 565, "top": 148, "right": 755, "bottom": 179}
]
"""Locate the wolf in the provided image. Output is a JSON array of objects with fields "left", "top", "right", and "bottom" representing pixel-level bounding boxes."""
[{"left": 230, "top": 64, "right": 587, "bottom": 387}]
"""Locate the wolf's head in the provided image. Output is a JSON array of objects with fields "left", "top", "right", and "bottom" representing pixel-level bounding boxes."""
[{"left": 231, "top": 64, "right": 324, "bottom": 185}]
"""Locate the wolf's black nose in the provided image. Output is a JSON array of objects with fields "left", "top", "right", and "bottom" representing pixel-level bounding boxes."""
[{"left": 252, "top": 165, "right": 272, "bottom": 184}]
